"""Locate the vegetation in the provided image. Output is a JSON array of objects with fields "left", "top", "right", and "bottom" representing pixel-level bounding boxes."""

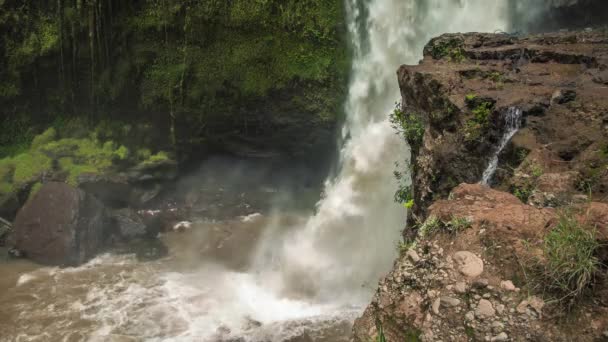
[
  {"left": 0, "top": 126, "right": 169, "bottom": 198},
  {"left": 0, "top": 0, "right": 348, "bottom": 159},
  {"left": 511, "top": 161, "right": 544, "bottom": 203},
  {"left": 390, "top": 103, "right": 425, "bottom": 151},
  {"left": 532, "top": 211, "right": 601, "bottom": 308},
  {"left": 430, "top": 38, "right": 466, "bottom": 62},
  {"left": 464, "top": 100, "right": 494, "bottom": 142}
]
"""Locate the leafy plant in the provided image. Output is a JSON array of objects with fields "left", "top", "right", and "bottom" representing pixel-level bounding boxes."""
[{"left": 390, "top": 102, "right": 425, "bottom": 150}]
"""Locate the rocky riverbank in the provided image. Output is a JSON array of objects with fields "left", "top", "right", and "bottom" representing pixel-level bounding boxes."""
[{"left": 353, "top": 29, "right": 608, "bottom": 341}]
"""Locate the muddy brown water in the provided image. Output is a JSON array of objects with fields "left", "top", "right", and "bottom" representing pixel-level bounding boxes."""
[{"left": 0, "top": 213, "right": 356, "bottom": 342}]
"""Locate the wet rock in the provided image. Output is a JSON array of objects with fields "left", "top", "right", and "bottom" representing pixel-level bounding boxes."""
[
  {"left": 0, "top": 216, "right": 11, "bottom": 245},
  {"left": 173, "top": 221, "right": 192, "bottom": 232},
  {"left": 109, "top": 208, "right": 151, "bottom": 240},
  {"left": 475, "top": 299, "right": 496, "bottom": 319},
  {"left": 77, "top": 173, "right": 133, "bottom": 208},
  {"left": 12, "top": 182, "right": 108, "bottom": 266},
  {"left": 453, "top": 251, "right": 484, "bottom": 278},
  {"left": 131, "top": 239, "right": 168, "bottom": 261}
]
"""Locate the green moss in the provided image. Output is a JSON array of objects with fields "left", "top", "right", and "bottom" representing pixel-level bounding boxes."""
[
  {"left": 58, "top": 157, "right": 100, "bottom": 186},
  {"left": 430, "top": 38, "right": 466, "bottom": 62},
  {"left": 27, "top": 181, "right": 43, "bottom": 201},
  {"left": 11, "top": 152, "right": 52, "bottom": 184},
  {"left": 31, "top": 127, "right": 57, "bottom": 149},
  {"left": 141, "top": 151, "right": 171, "bottom": 166}
]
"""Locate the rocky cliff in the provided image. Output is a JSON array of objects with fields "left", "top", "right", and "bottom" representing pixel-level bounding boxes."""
[{"left": 353, "top": 29, "right": 608, "bottom": 341}]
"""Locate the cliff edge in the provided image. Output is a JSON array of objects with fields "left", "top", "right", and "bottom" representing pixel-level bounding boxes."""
[{"left": 354, "top": 29, "right": 608, "bottom": 341}]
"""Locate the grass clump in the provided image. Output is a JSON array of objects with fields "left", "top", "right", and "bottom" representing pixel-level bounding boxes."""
[
  {"left": 447, "top": 216, "right": 472, "bottom": 232},
  {"left": 419, "top": 215, "right": 442, "bottom": 237},
  {"left": 533, "top": 212, "right": 601, "bottom": 308}
]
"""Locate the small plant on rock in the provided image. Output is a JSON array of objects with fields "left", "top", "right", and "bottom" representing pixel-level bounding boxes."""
[
  {"left": 447, "top": 216, "right": 472, "bottom": 233},
  {"left": 418, "top": 215, "right": 442, "bottom": 237},
  {"left": 390, "top": 102, "right": 424, "bottom": 150},
  {"left": 533, "top": 212, "right": 601, "bottom": 308}
]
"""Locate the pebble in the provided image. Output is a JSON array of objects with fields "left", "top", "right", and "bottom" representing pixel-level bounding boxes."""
[
  {"left": 454, "top": 281, "right": 467, "bottom": 294},
  {"left": 441, "top": 296, "right": 461, "bottom": 307},
  {"left": 496, "top": 304, "right": 505, "bottom": 315},
  {"left": 407, "top": 249, "right": 421, "bottom": 263},
  {"left": 476, "top": 299, "right": 496, "bottom": 319},
  {"left": 432, "top": 298, "right": 441, "bottom": 315},
  {"left": 453, "top": 251, "right": 484, "bottom": 278},
  {"left": 491, "top": 332, "right": 508, "bottom": 341},
  {"left": 500, "top": 280, "right": 516, "bottom": 291},
  {"left": 473, "top": 278, "right": 489, "bottom": 289}
]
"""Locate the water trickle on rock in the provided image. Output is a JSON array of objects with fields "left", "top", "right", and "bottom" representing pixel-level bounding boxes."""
[{"left": 481, "top": 107, "right": 523, "bottom": 185}]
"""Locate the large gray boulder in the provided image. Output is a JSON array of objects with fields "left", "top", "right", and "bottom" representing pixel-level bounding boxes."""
[{"left": 12, "top": 182, "right": 108, "bottom": 266}]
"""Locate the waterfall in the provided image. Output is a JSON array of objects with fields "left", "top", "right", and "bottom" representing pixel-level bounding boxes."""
[
  {"left": 481, "top": 107, "right": 523, "bottom": 185},
  {"left": 260, "top": 0, "right": 516, "bottom": 305}
]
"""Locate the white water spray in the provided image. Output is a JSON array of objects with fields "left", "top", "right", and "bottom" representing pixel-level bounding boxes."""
[{"left": 481, "top": 107, "right": 523, "bottom": 185}]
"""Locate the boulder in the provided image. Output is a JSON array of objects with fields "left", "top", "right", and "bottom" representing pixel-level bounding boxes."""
[
  {"left": 109, "top": 208, "right": 150, "bottom": 240},
  {"left": 12, "top": 182, "right": 108, "bottom": 266}
]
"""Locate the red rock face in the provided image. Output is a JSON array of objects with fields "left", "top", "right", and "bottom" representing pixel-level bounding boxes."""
[{"left": 12, "top": 182, "right": 107, "bottom": 266}]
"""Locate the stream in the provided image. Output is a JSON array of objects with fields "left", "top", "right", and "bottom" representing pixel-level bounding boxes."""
[{"left": 1, "top": 1, "right": 521, "bottom": 341}]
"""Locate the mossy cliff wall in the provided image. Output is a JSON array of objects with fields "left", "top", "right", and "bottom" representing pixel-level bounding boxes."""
[{"left": 0, "top": 0, "right": 348, "bottom": 161}]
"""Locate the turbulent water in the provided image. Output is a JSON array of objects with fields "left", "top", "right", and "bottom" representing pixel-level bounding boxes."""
[
  {"left": 482, "top": 107, "right": 524, "bottom": 185},
  {"left": 1, "top": 1, "right": 525, "bottom": 341}
]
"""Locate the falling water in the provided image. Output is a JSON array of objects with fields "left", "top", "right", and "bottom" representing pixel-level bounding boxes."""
[{"left": 481, "top": 107, "right": 523, "bottom": 185}]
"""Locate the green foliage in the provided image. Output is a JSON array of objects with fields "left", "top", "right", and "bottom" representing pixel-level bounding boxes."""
[
  {"left": 419, "top": 215, "right": 442, "bottom": 237},
  {"left": 447, "top": 216, "right": 472, "bottom": 232},
  {"left": 488, "top": 71, "right": 504, "bottom": 83},
  {"left": 404, "top": 199, "right": 415, "bottom": 209},
  {"left": 31, "top": 127, "right": 57, "bottom": 149},
  {"left": 430, "top": 38, "right": 466, "bottom": 62},
  {"left": 390, "top": 103, "right": 425, "bottom": 150},
  {"left": 534, "top": 212, "right": 600, "bottom": 307},
  {"left": 375, "top": 320, "right": 387, "bottom": 342},
  {"left": 472, "top": 102, "right": 493, "bottom": 125},
  {"left": 511, "top": 162, "right": 543, "bottom": 203},
  {"left": 464, "top": 101, "right": 494, "bottom": 142},
  {"left": 513, "top": 185, "right": 534, "bottom": 203},
  {"left": 465, "top": 93, "right": 477, "bottom": 102},
  {"left": 27, "top": 181, "right": 43, "bottom": 201}
]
